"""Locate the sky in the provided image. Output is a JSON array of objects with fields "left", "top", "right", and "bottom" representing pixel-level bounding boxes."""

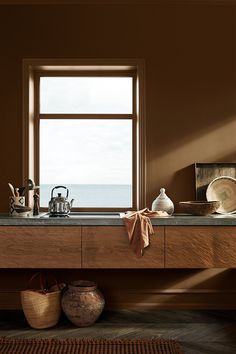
[
  {"left": 40, "top": 119, "right": 132, "bottom": 185},
  {"left": 40, "top": 76, "right": 132, "bottom": 114},
  {"left": 39, "top": 77, "right": 133, "bottom": 185}
]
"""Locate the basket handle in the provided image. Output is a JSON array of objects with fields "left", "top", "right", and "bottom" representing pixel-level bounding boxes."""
[{"left": 27, "top": 272, "right": 59, "bottom": 294}]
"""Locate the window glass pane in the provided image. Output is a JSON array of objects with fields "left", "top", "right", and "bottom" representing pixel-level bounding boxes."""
[
  {"left": 40, "top": 77, "right": 133, "bottom": 114},
  {"left": 40, "top": 119, "right": 132, "bottom": 208}
]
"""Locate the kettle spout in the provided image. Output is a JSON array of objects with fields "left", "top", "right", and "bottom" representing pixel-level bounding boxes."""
[{"left": 70, "top": 199, "right": 75, "bottom": 208}]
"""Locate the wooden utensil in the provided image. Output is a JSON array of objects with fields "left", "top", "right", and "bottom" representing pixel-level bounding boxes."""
[
  {"left": 21, "top": 179, "right": 37, "bottom": 196},
  {"left": 21, "top": 185, "right": 30, "bottom": 196},
  {"left": 28, "top": 179, "right": 35, "bottom": 190},
  {"left": 18, "top": 186, "right": 26, "bottom": 196},
  {"left": 8, "top": 183, "right": 16, "bottom": 197},
  {"left": 19, "top": 180, "right": 39, "bottom": 196}
]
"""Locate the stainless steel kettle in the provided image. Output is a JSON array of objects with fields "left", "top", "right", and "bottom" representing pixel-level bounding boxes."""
[{"left": 48, "top": 186, "right": 74, "bottom": 216}]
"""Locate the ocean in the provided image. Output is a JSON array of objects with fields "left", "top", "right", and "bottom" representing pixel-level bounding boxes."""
[{"left": 40, "top": 184, "right": 132, "bottom": 208}]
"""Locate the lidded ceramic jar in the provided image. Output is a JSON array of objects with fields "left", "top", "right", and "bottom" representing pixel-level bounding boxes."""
[
  {"left": 152, "top": 188, "right": 174, "bottom": 215},
  {"left": 61, "top": 280, "right": 105, "bottom": 327}
]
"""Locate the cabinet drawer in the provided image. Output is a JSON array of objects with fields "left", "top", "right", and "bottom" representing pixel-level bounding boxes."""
[
  {"left": 82, "top": 226, "right": 164, "bottom": 268},
  {"left": 165, "top": 226, "right": 236, "bottom": 268},
  {"left": 0, "top": 227, "right": 81, "bottom": 268}
]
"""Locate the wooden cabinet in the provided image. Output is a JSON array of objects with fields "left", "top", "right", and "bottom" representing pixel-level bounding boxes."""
[
  {"left": 1, "top": 225, "right": 236, "bottom": 269},
  {"left": 0, "top": 226, "right": 81, "bottom": 268},
  {"left": 165, "top": 226, "right": 236, "bottom": 268},
  {"left": 82, "top": 226, "right": 165, "bottom": 268}
]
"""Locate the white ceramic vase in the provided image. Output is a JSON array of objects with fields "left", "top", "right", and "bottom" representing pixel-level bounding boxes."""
[{"left": 152, "top": 188, "right": 174, "bottom": 215}]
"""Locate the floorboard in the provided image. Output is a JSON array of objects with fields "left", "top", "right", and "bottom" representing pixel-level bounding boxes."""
[{"left": 0, "top": 310, "right": 236, "bottom": 353}]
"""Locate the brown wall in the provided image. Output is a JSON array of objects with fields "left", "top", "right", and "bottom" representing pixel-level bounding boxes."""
[
  {"left": 1, "top": 268, "right": 236, "bottom": 310},
  {"left": 0, "top": 2, "right": 235, "bottom": 211},
  {"left": 0, "top": 2, "right": 236, "bottom": 310}
]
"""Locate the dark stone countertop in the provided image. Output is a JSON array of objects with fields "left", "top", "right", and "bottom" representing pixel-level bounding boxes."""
[{"left": 0, "top": 213, "right": 236, "bottom": 226}]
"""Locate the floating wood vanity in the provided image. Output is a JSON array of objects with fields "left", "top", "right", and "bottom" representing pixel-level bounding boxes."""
[
  {"left": 0, "top": 215, "right": 236, "bottom": 310},
  {"left": 165, "top": 226, "right": 236, "bottom": 268},
  {"left": 0, "top": 215, "right": 236, "bottom": 269},
  {"left": 82, "top": 226, "right": 164, "bottom": 269}
]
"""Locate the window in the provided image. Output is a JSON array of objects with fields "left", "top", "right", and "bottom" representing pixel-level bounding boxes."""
[{"left": 23, "top": 60, "right": 145, "bottom": 211}]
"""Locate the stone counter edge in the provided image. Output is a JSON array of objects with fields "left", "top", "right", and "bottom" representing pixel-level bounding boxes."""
[{"left": 0, "top": 214, "right": 236, "bottom": 226}]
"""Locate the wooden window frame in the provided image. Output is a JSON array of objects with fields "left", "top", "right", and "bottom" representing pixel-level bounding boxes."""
[{"left": 23, "top": 59, "right": 146, "bottom": 212}]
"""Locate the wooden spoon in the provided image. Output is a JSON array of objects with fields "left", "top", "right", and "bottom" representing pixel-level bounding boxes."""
[
  {"left": 21, "top": 179, "right": 36, "bottom": 196},
  {"left": 8, "top": 183, "right": 16, "bottom": 197},
  {"left": 27, "top": 179, "right": 35, "bottom": 190},
  {"left": 21, "top": 185, "right": 30, "bottom": 196},
  {"left": 18, "top": 186, "right": 26, "bottom": 196}
]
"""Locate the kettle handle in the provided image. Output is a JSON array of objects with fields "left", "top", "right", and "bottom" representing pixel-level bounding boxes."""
[{"left": 51, "top": 186, "right": 69, "bottom": 199}]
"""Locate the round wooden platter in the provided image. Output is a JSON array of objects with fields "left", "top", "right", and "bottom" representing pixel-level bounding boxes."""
[{"left": 206, "top": 176, "right": 236, "bottom": 214}]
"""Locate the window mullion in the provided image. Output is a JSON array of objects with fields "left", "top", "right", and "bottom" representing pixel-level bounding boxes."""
[{"left": 39, "top": 114, "right": 135, "bottom": 120}]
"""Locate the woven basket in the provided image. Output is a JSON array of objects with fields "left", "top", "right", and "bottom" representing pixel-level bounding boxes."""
[{"left": 21, "top": 272, "right": 62, "bottom": 329}]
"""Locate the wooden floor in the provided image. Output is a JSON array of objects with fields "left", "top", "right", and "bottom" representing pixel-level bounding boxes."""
[{"left": 0, "top": 310, "right": 236, "bottom": 354}]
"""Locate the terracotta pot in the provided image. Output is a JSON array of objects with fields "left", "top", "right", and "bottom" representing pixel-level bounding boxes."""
[{"left": 61, "top": 280, "right": 105, "bottom": 327}]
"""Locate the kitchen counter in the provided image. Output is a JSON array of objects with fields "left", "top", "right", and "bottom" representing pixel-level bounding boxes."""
[{"left": 0, "top": 213, "right": 236, "bottom": 226}]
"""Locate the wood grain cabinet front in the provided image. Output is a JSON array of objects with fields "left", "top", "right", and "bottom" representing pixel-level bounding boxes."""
[
  {"left": 165, "top": 226, "right": 236, "bottom": 268},
  {"left": 82, "top": 226, "right": 164, "bottom": 268},
  {"left": 0, "top": 226, "right": 82, "bottom": 268}
]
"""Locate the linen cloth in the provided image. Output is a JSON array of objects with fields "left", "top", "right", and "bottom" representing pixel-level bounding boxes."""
[{"left": 123, "top": 208, "right": 168, "bottom": 257}]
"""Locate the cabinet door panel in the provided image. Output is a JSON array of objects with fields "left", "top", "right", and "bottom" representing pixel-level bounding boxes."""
[
  {"left": 0, "top": 227, "right": 81, "bottom": 268},
  {"left": 165, "top": 226, "right": 236, "bottom": 268},
  {"left": 82, "top": 226, "right": 164, "bottom": 268}
]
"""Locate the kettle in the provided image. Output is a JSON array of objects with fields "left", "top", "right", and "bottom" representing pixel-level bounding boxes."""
[{"left": 48, "top": 186, "right": 74, "bottom": 216}]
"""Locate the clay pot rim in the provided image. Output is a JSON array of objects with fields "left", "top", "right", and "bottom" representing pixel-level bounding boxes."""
[{"left": 69, "top": 280, "right": 97, "bottom": 291}]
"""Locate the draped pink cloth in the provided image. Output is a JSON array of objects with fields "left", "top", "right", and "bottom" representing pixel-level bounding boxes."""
[{"left": 123, "top": 208, "right": 168, "bottom": 257}]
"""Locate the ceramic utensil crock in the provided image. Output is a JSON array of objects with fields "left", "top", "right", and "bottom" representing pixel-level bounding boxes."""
[{"left": 9, "top": 196, "right": 25, "bottom": 216}]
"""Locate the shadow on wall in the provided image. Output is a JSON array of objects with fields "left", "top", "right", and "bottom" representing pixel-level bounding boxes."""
[
  {"left": 147, "top": 115, "right": 236, "bottom": 208},
  {"left": 146, "top": 5, "right": 236, "bottom": 204},
  {"left": 213, "top": 151, "right": 236, "bottom": 163},
  {"left": 147, "top": 1, "right": 236, "bottom": 163},
  {"left": 148, "top": 100, "right": 236, "bottom": 161},
  {"left": 169, "top": 165, "right": 196, "bottom": 210},
  {"left": 166, "top": 147, "right": 236, "bottom": 210},
  {"left": 1, "top": 268, "right": 235, "bottom": 310}
]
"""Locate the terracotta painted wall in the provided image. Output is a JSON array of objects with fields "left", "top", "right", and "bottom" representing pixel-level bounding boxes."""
[
  {"left": 0, "top": 2, "right": 236, "bottom": 310},
  {"left": 0, "top": 3, "right": 235, "bottom": 211}
]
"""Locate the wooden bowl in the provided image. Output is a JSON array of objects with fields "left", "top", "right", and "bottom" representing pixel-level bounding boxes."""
[{"left": 179, "top": 201, "right": 221, "bottom": 216}]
